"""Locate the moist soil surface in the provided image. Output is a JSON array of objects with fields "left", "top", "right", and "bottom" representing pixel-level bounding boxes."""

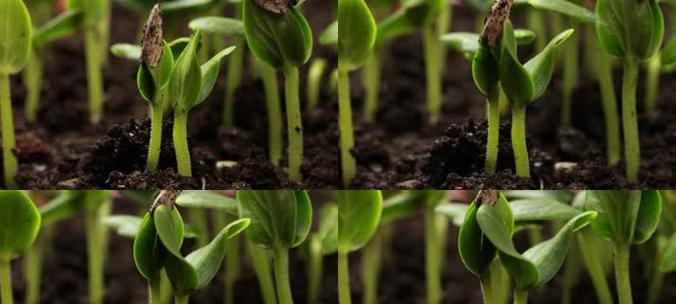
[{"left": 6, "top": 4, "right": 675, "bottom": 189}]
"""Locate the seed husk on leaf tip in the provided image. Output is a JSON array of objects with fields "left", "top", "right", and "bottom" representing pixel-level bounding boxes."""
[
  {"left": 480, "top": 0, "right": 513, "bottom": 47},
  {"left": 254, "top": 0, "right": 299, "bottom": 15},
  {"left": 141, "top": 4, "right": 163, "bottom": 68},
  {"left": 150, "top": 190, "right": 181, "bottom": 212}
]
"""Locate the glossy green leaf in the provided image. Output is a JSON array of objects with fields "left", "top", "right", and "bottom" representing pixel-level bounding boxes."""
[
  {"left": 472, "top": 42, "right": 499, "bottom": 95},
  {"left": 444, "top": 30, "right": 535, "bottom": 58},
  {"left": 498, "top": 21, "right": 534, "bottom": 106},
  {"left": 376, "top": 11, "right": 417, "bottom": 44},
  {"left": 39, "top": 191, "right": 83, "bottom": 224},
  {"left": 189, "top": 17, "right": 244, "bottom": 36},
  {"left": 138, "top": 43, "right": 175, "bottom": 105},
  {"left": 318, "top": 20, "right": 337, "bottom": 45},
  {"left": 133, "top": 213, "right": 167, "bottom": 281},
  {"left": 338, "top": 190, "right": 383, "bottom": 253},
  {"left": 380, "top": 191, "right": 425, "bottom": 225},
  {"left": 110, "top": 43, "right": 142, "bottom": 60},
  {"left": 524, "top": 29, "right": 574, "bottom": 100},
  {"left": 175, "top": 191, "right": 238, "bottom": 215},
  {"left": 659, "top": 232, "right": 676, "bottom": 273},
  {"left": 154, "top": 205, "right": 185, "bottom": 257},
  {"left": 338, "top": 0, "right": 377, "bottom": 71},
  {"left": 585, "top": 190, "right": 662, "bottom": 246},
  {"left": 32, "top": 9, "right": 84, "bottom": 47},
  {"left": 458, "top": 202, "right": 496, "bottom": 276},
  {"left": 168, "top": 38, "right": 191, "bottom": 60},
  {"left": 104, "top": 215, "right": 143, "bottom": 238},
  {"left": 169, "top": 31, "right": 202, "bottom": 113},
  {"left": 0, "top": 191, "right": 41, "bottom": 260},
  {"left": 524, "top": 0, "right": 596, "bottom": 24},
  {"left": 237, "top": 190, "right": 312, "bottom": 249},
  {"left": 243, "top": 0, "right": 313, "bottom": 68},
  {"left": 503, "top": 190, "right": 573, "bottom": 203},
  {"left": 197, "top": 46, "right": 236, "bottom": 105},
  {"left": 435, "top": 202, "right": 468, "bottom": 227},
  {"left": 0, "top": 0, "right": 33, "bottom": 74},
  {"left": 596, "top": 0, "right": 664, "bottom": 60},
  {"left": 510, "top": 198, "right": 581, "bottom": 222},
  {"left": 317, "top": 204, "right": 339, "bottom": 255}
]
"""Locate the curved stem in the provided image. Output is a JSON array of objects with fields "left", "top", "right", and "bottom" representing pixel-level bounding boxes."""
[
  {"left": 510, "top": 106, "right": 530, "bottom": 178},
  {"left": 622, "top": 59, "right": 640, "bottom": 183},
  {"left": 645, "top": 55, "right": 660, "bottom": 113},
  {"left": 307, "top": 236, "right": 323, "bottom": 304},
  {"left": 425, "top": 203, "right": 441, "bottom": 304},
  {"left": 282, "top": 65, "right": 303, "bottom": 183},
  {"left": 338, "top": 251, "right": 351, "bottom": 304},
  {"left": 248, "top": 242, "right": 277, "bottom": 304},
  {"left": 1, "top": 258, "right": 13, "bottom": 304},
  {"left": 362, "top": 52, "right": 381, "bottom": 123},
  {"left": 0, "top": 74, "right": 17, "bottom": 188},
  {"left": 85, "top": 26, "right": 104, "bottom": 124},
  {"left": 423, "top": 24, "right": 442, "bottom": 124},
  {"left": 614, "top": 245, "right": 633, "bottom": 304},
  {"left": 338, "top": 68, "right": 356, "bottom": 186},
  {"left": 24, "top": 50, "right": 43, "bottom": 123},
  {"left": 273, "top": 247, "right": 293, "bottom": 304},
  {"left": 172, "top": 111, "right": 192, "bottom": 177},
  {"left": 485, "top": 89, "right": 501, "bottom": 173},
  {"left": 146, "top": 104, "right": 163, "bottom": 171},
  {"left": 260, "top": 62, "right": 282, "bottom": 167},
  {"left": 513, "top": 289, "right": 528, "bottom": 304}
]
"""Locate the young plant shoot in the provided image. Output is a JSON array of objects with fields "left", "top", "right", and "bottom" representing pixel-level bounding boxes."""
[
  {"left": 337, "top": 0, "right": 377, "bottom": 186},
  {"left": 0, "top": 191, "right": 41, "bottom": 304},
  {"left": 595, "top": 0, "right": 665, "bottom": 182},
  {"left": 337, "top": 190, "right": 382, "bottom": 304},
  {"left": 243, "top": 0, "right": 313, "bottom": 182},
  {"left": 0, "top": 0, "right": 32, "bottom": 189},
  {"left": 583, "top": 190, "right": 662, "bottom": 304},
  {"left": 168, "top": 31, "right": 235, "bottom": 177},
  {"left": 237, "top": 190, "right": 312, "bottom": 304},
  {"left": 306, "top": 203, "right": 338, "bottom": 304}
]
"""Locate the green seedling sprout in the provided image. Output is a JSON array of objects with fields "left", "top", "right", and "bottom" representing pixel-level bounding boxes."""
[
  {"left": 337, "top": 0, "right": 377, "bottom": 186},
  {"left": 0, "top": 0, "right": 32, "bottom": 189},
  {"left": 595, "top": 0, "right": 664, "bottom": 182},
  {"left": 458, "top": 191, "right": 597, "bottom": 304},
  {"left": 189, "top": 15, "right": 283, "bottom": 167},
  {"left": 168, "top": 30, "right": 235, "bottom": 177},
  {"left": 66, "top": 0, "right": 111, "bottom": 124},
  {"left": 306, "top": 58, "right": 328, "bottom": 111},
  {"left": 337, "top": 190, "right": 382, "bottom": 304},
  {"left": 582, "top": 190, "right": 662, "bottom": 304},
  {"left": 243, "top": 0, "right": 313, "bottom": 182},
  {"left": 305, "top": 203, "right": 338, "bottom": 304},
  {"left": 237, "top": 190, "right": 312, "bottom": 304},
  {"left": 0, "top": 191, "right": 41, "bottom": 304}
]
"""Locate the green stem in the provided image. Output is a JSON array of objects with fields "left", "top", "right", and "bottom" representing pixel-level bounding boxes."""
[
  {"left": 511, "top": 106, "right": 530, "bottom": 178},
  {"left": 85, "top": 25, "right": 104, "bottom": 124},
  {"left": 24, "top": 50, "right": 43, "bottom": 123},
  {"left": 1, "top": 258, "right": 12, "bottom": 304},
  {"left": 361, "top": 233, "right": 382, "bottom": 304},
  {"left": 248, "top": 243, "right": 277, "bottom": 304},
  {"left": 225, "top": 234, "right": 240, "bottom": 304},
  {"left": 338, "top": 251, "right": 351, "bottom": 304},
  {"left": 338, "top": 68, "right": 356, "bottom": 186},
  {"left": 527, "top": 10, "right": 547, "bottom": 51},
  {"left": 561, "top": 236, "right": 581, "bottom": 304},
  {"left": 0, "top": 74, "right": 17, "bottom": 188},
  {"left": 622, "top": 59, "right": 640, "bottom": 183},
  {"left": 173, "top": 111, "right": 192, "bottom": 177},
  {"left": 146, "top": 104, "right": 164, "bottom": 171},
  {"left": 283, "top": 65, "right": 303, "bottom": 183},
  {"left": 223, "top": 35, "right": 245, "bottom": 127},
  {"left": 23, "top": 232, "right": 44, "bottom": 304},
  {"left": 85, "top": 206, "right": 105, "bottom": 304},
  {"left": 592, "top": 33, "right": 621, "bottom": 167},
  {"left": 160, "top": 271, "right": 173, "bottom": 304},
  {"left": 577, "top": 229, "right": 613, "bottom": 304},
  {"left": 423, "top": 24, "right": 442, "bottom": 124},
  {"left": 485, "top": 89, "right": 501, "bottom": 173},
  {"left": 307, "top": 59, "right": 327, "bottom": 111},
  {"left": 260, "top": 62, "right": 282, "bottom": 167},
  {"left": 646, "top": 236, "right": 664, "bottom": 304},
  {"left": 174, "top": 294, "right": 189, "bottom": 304},
  {"left": 362, "top": 51, "right": 381, "bottom": 123},
  {"left": 561, "top": 19, "right": 579, "bottom": 127},
  {"left": 425, "top": 204, "right": 441, "bottom": 304},
  {"left": 148, "top": 279, "right": 161, "bottom": 304},
  {"left": 307, "top": 236, "right": 322, "bottom": 304},
  {"left": 273, "top": 247, "right": 293, "bottom": 304},
  {"left": 513, "top": 289, "right": 528, "bottom": 304},
  {"left": 614, "top": 245, "right": 633, "bottom": 304},
  {"left": 645, "top": 55, "right": 660, "bottom": 113},
  {"left": 480, "top": 260, "right": 510, "bottom": 304},
  {"left": 189, "top": 209, "right": 209, "bottom": 247}
]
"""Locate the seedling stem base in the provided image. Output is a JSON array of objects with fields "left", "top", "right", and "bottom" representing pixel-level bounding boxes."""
[
  {"left": 260, "top": 62, "right": 282, "bottom": 167},
  {"left": 511, "top": 106, "right": 530, "bottom": 178},
  {"left": 0, "top": 74, "right": 17, "bottom": 189},
  {"left": 0, "top": 258, "right": 12, "bottom": 304},
  {"left": 622, "top": 59, "right": 640, "bottom": 183},
  {"left": 173, "top": 111, "right": 192, "bottom": 177},
  {"left": 423, "top": 25, "right": 442, "bottom": 124},
  {"left": 146, "top": 104, "right": 163, "bottom": 171},
  {"left": 485, "top": 89, "right": 501, "bottom": 173},
  {"left": 283, "top": 65, "right": 303, "bottom": 183},
  {"left": 338, "top": 68, "right": 356, "bottom": 186},
  {"left": 338, "top": 251, "right": 351, "bottom": 304},
  {"left": 614, "top": 245, "right": 633, "bottom": 304},
  {"left": 273, "top": 247, "right": 293, "bottom": 304}
]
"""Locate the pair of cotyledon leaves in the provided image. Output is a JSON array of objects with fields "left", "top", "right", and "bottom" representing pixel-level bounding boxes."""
[{"left": 134, "top": 204, "right": 250, "bottom": 295}]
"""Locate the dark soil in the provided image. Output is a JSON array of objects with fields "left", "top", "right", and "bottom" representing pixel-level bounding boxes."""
[{"left": 6, "top": 4, "right": 675, "bottom": 189}]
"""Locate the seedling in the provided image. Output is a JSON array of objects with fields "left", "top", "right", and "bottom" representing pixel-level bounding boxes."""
[
  {"left": 337, "top": 0, "right": 376, "bottom": 186},
  {"left": 0, "top": 0, "right": 32, "bottom": 189},
  {"left": 237, "top": 190, "right": 312, "bottom": 304},
  {"left": 582, "top": 190, "right": 662, "bottom": 304},
  {"left": 168, "top": 30, "right": 235, "bottom": 176},
  {"left": 243, "top": 0, "right": 313, "bottom": 182},
  {"left": 337, "top": 190, "right": 382, "bottom": 304},
  {"left": 596, "top": 0, "right": 664, "bottom": 182},
  {"left": 306, "top": 58, "right": 328, "bottom": 111},
  {"left": 458, "top": 191, "right": 597, "bottom": 304},
  {"left": 305, "top": 203, "right": 338, "bottom": 304},
  {"left": 0, "top": 191, "right": 41, "bottom": 304}
]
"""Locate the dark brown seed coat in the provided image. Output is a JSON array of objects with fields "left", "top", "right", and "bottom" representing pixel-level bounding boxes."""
[{"left": 141, "top": 4, "right": 163, "bottom": 68}]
